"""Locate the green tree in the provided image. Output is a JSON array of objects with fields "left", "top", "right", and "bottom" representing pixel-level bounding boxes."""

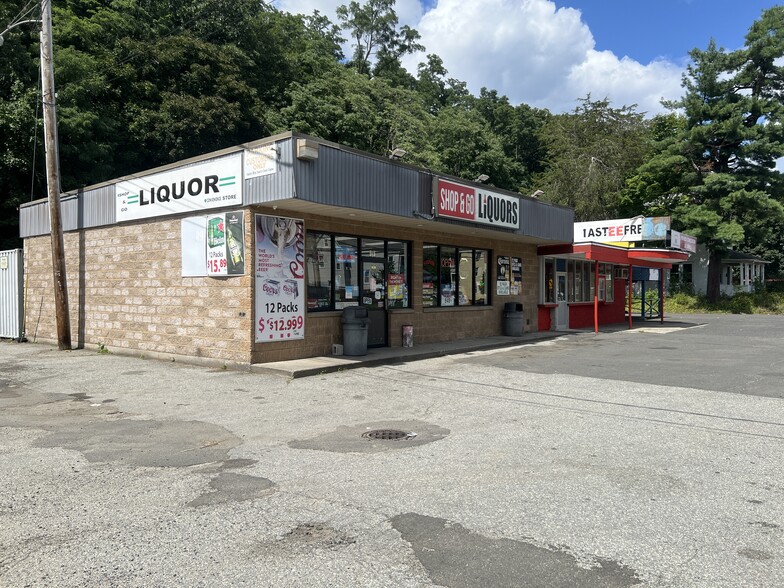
[
  {"left": 473, "top": 88, "right": 551, "bottom": 191},
  {"left": 281, "top": 64, "right": 432, "bottom": 160},
  {"left": 415, "top": 54, "right": 469, "bottom": 114},
  {"left": 427, "top": 106, "right": 523, "bottom": 190},
  {"left": 336, "top": 0, "right": 423, "bottom": 77},
  {"left": 632, "top": 7, "right": 784, "bottom": 300},
  {"left": 534, "top": 96, "right": 649, "bottom": 221}
]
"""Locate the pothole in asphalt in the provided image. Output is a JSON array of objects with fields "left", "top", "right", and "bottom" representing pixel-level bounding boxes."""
[
  {"left": 34, "top": 419, "right": 242, "bottom": 467},
  {"left": 391, "top": 513, "right": 642, "bottom": 588},
  {"left": 68, "top": 392, "right": 92, "bottom": 401},
  {"left": 280, "top": 523, "right": 356, "bottom": 549},
  {"left": 738, "top": 548, "right": 773, "bottom": 561},
  {"left": 188, "top": 472, "right": 275, "bottom": 507},
  {"left": 288, "top": 420, "right": 449, "bottom": 454},
  {"left": 0, "top": 383, "right": 21, "bottom": 399}
]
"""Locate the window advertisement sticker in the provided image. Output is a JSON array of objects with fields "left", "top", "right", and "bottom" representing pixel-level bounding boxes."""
[
  {"left": 496, "top": 256, "right": 511, "bottom": 296},
  {"left": 255, "top": 215, "right": 305, "bottom": 342}
]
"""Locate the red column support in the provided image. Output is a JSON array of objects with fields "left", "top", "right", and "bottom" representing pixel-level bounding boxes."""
[
  {"left": 628, "top": 265, "right": 633, "bottom": 329},
  {"left": 660, "top": 272, "right": 665, "bottom": 323},
  {"left": 594, "top": 260, "right": 599, "bottom": 334}
]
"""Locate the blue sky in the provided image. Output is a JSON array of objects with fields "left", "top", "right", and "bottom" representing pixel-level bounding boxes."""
[
  {"left": 276, "top": 0, "right": 781, "bottom": 115},
  {"left": 559, "top": 0, "right": 778, "bottom": 64}
]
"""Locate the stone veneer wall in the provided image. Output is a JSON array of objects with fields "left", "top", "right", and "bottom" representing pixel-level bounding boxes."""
[
  {"left": 24, "top": 215, "right": 253, "bottom": 363},
  {"left": 23, "top": 205, "right": 540, "bottom": 365}
]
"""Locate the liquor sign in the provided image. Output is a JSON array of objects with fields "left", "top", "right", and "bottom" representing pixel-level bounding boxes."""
[
  {"left": 207, "top": 211, "right": 245, "bottom": 276},
  {"left": 574, "top": 216, "right": 671, "bottom": 243},
  {"left": 435, "top": 178, "right": 520, "bottom": 229},
  {"left": 670, "top": 230, "right": 697, "bottom": 253},
  {"left": 254, "top": 214, "right": 305, "bottom": 343},
  {"left": 116, "top": 155, "right": 242, "bottom": 222}
]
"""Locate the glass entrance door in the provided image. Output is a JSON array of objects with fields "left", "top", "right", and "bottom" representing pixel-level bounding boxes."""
[
  {"left": 555, "top": 272, "right": 568, "bottom": 330},
  {"left": 362, "top": 256, "right": 387, "bottom": 346}
]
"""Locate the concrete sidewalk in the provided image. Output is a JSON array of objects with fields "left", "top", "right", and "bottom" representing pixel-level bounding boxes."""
[
  {"left": 250, "top": 331, "right": 566, "bottom": 378},
  {"left": 249, "top": 317, "right": 692, "bottom": 379}
]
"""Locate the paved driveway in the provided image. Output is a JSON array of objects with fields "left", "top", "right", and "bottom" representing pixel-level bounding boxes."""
[
  {"left": 1, "top": 313, "right": 782, "bottom": 587},
  {"left": 463, "top": 313, "right": 784, "bottom": 398}
]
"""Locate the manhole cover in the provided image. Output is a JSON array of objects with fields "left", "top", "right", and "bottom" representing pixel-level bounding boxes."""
[{"left": 361, "top": 429, "right": 415, "bottom": 441}]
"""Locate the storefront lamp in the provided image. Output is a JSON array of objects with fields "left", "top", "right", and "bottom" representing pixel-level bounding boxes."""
[
  {"left": 474, "top": 174, "right": 490, "bottom": 183},
  {"left": 389, "top": 148, "right": 407, "bottom": 160}
]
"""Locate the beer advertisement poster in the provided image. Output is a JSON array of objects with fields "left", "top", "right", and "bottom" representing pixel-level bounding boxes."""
[
  {"left": 511, "top": 257, "right": 522, "bottom": 295},
  {"left": 206, "top": 212, "right": 245, "bottom": 276},
  {"left": 254, "top": 215, "right": 305, "bottom": 343},
  {"left": 496, "top": 256, "right": 510, "bottom": 296}
]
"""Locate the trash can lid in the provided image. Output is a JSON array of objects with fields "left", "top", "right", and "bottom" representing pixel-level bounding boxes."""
[
  {"left": 503, "top": 302, "right": 523, "bottom": 312},
  {"left": 341, "top": 306, "right": 368, "bottom": 321}
]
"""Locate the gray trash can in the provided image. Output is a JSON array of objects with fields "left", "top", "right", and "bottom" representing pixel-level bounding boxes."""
[
  {"left": 502, "top": 302, "right": 524, "bottom": 336},
  {"left": 342, "top": 307, "right": 369, "bottom": 356}
]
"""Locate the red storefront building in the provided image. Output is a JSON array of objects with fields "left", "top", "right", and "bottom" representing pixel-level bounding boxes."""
[{"left": 537, "top": 217, "right": 694, "bottom": 333}]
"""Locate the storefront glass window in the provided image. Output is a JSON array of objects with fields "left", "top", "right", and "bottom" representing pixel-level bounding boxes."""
[
  {"left": 334, "top": 236, "right": 358, "bottom": 309},
  {"left": 567, "top": 260, "right": 576, "bottom": 302},
  {"left": 306, "top": 232, "right": 333, "bottom": 310},
  {"left": 458, "top": 249, "right": 474, "bottom": 306},
  {"left": 602, "top": 264, "right": 614, "bottom": 302},
  {"left": 544, "top": 258, "right": 556, "bottom": 303},
  {"left": 573, "top": 261, "right": 582, "bottom": 302},
  {"left": 424, "top": 245, "right": 490, "bottom": 307},
  {"left": 306, "top": 232, "right": 411, "bottom": 312},
  {"left": 474, "top": 250, "right": 488, "bottom": 305},
  {"left": 582, "top": 262, "right": 591, "bottom": 300},
  {"left": 440, "top": 246, "right": 457, "bottom": 306},
  {"left": 362, "top": 239, "right": 385, "bottom": 259},
  {"left": 387, "top": 241, "right": 409, "bottom": 308},
  {"left": 423, "top": 245, "right": 438, "bottom": 307}
]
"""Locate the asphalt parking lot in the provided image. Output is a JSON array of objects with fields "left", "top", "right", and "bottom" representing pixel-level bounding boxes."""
[{"left": 1, "top": 313, "right": 783, "bottom": 587}]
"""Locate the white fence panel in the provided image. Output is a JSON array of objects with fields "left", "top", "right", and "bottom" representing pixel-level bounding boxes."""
[{"left": 0, "top": 249, "right": 24, "bottom": 339}]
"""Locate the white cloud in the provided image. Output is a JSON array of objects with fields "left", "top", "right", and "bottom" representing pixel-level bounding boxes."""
[
  {"left": 273, "top": 0, "right": 422, "bottom": 26},
  {"left": 275, "top": 0, "right": 686, "bottom": 115}
]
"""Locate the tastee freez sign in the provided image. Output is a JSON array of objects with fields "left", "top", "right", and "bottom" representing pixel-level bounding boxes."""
[
  {"left": 574, "top": 216, "right": 671, "bottom": 243},
  {"left": 435, "top": 178, "right": 520, "bottom": 229},
  {"left": 116, "top": 155, "right": 242, "bottom": 222}
]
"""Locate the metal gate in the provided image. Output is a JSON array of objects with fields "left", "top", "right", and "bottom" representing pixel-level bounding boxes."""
[{"left": 0, "top": 249, "right": 24, "bottom": 339}]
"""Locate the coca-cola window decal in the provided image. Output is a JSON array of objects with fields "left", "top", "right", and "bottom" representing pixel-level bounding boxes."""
[{"left": 254, "top": 214, "right": 305, "bottom": 343}]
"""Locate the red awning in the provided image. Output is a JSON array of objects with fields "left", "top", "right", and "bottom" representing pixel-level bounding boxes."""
[{"left": 538, "top": 242, "right": 689, "bottom": 268}]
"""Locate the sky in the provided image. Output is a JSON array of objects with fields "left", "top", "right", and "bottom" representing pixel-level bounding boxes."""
[{"left": 273, "top": 0, "right": 781, "bottom": 116}]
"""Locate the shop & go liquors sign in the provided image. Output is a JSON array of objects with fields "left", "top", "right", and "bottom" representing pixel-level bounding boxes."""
[
  {"left": 116, "top": 155, "right": 242, "bottom": 222},
  {"left": 435, "top": 178, "right": 520, "bottom": 229}
]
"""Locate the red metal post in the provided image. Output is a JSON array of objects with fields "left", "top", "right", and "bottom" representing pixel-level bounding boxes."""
[
  {"left": 628, "top": 265, "right": 633, "bottom": 329},
  {"left": 594, "top": 260, "right": 599, "bottom": 334},
  {"left": 660, "top": 272, "right": 665, "bottom": 323}
]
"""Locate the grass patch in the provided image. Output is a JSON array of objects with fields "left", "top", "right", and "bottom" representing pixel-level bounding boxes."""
[{"left": 664, "top": 291, "right": 784, "bottom": 315}]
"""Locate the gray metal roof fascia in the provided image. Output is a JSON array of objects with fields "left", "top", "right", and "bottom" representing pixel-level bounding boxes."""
[{"left": 20, "top": 132, "right": 298, "bottom": 209}]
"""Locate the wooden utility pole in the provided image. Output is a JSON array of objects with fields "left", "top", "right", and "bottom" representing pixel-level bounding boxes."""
[{"left": 40, "top": 0, "right": 71, "bottom": 349}]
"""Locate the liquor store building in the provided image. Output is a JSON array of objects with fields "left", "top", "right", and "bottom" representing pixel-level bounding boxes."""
[{"left": 20, "top": 132, "right": 573, "bottom": 365}]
